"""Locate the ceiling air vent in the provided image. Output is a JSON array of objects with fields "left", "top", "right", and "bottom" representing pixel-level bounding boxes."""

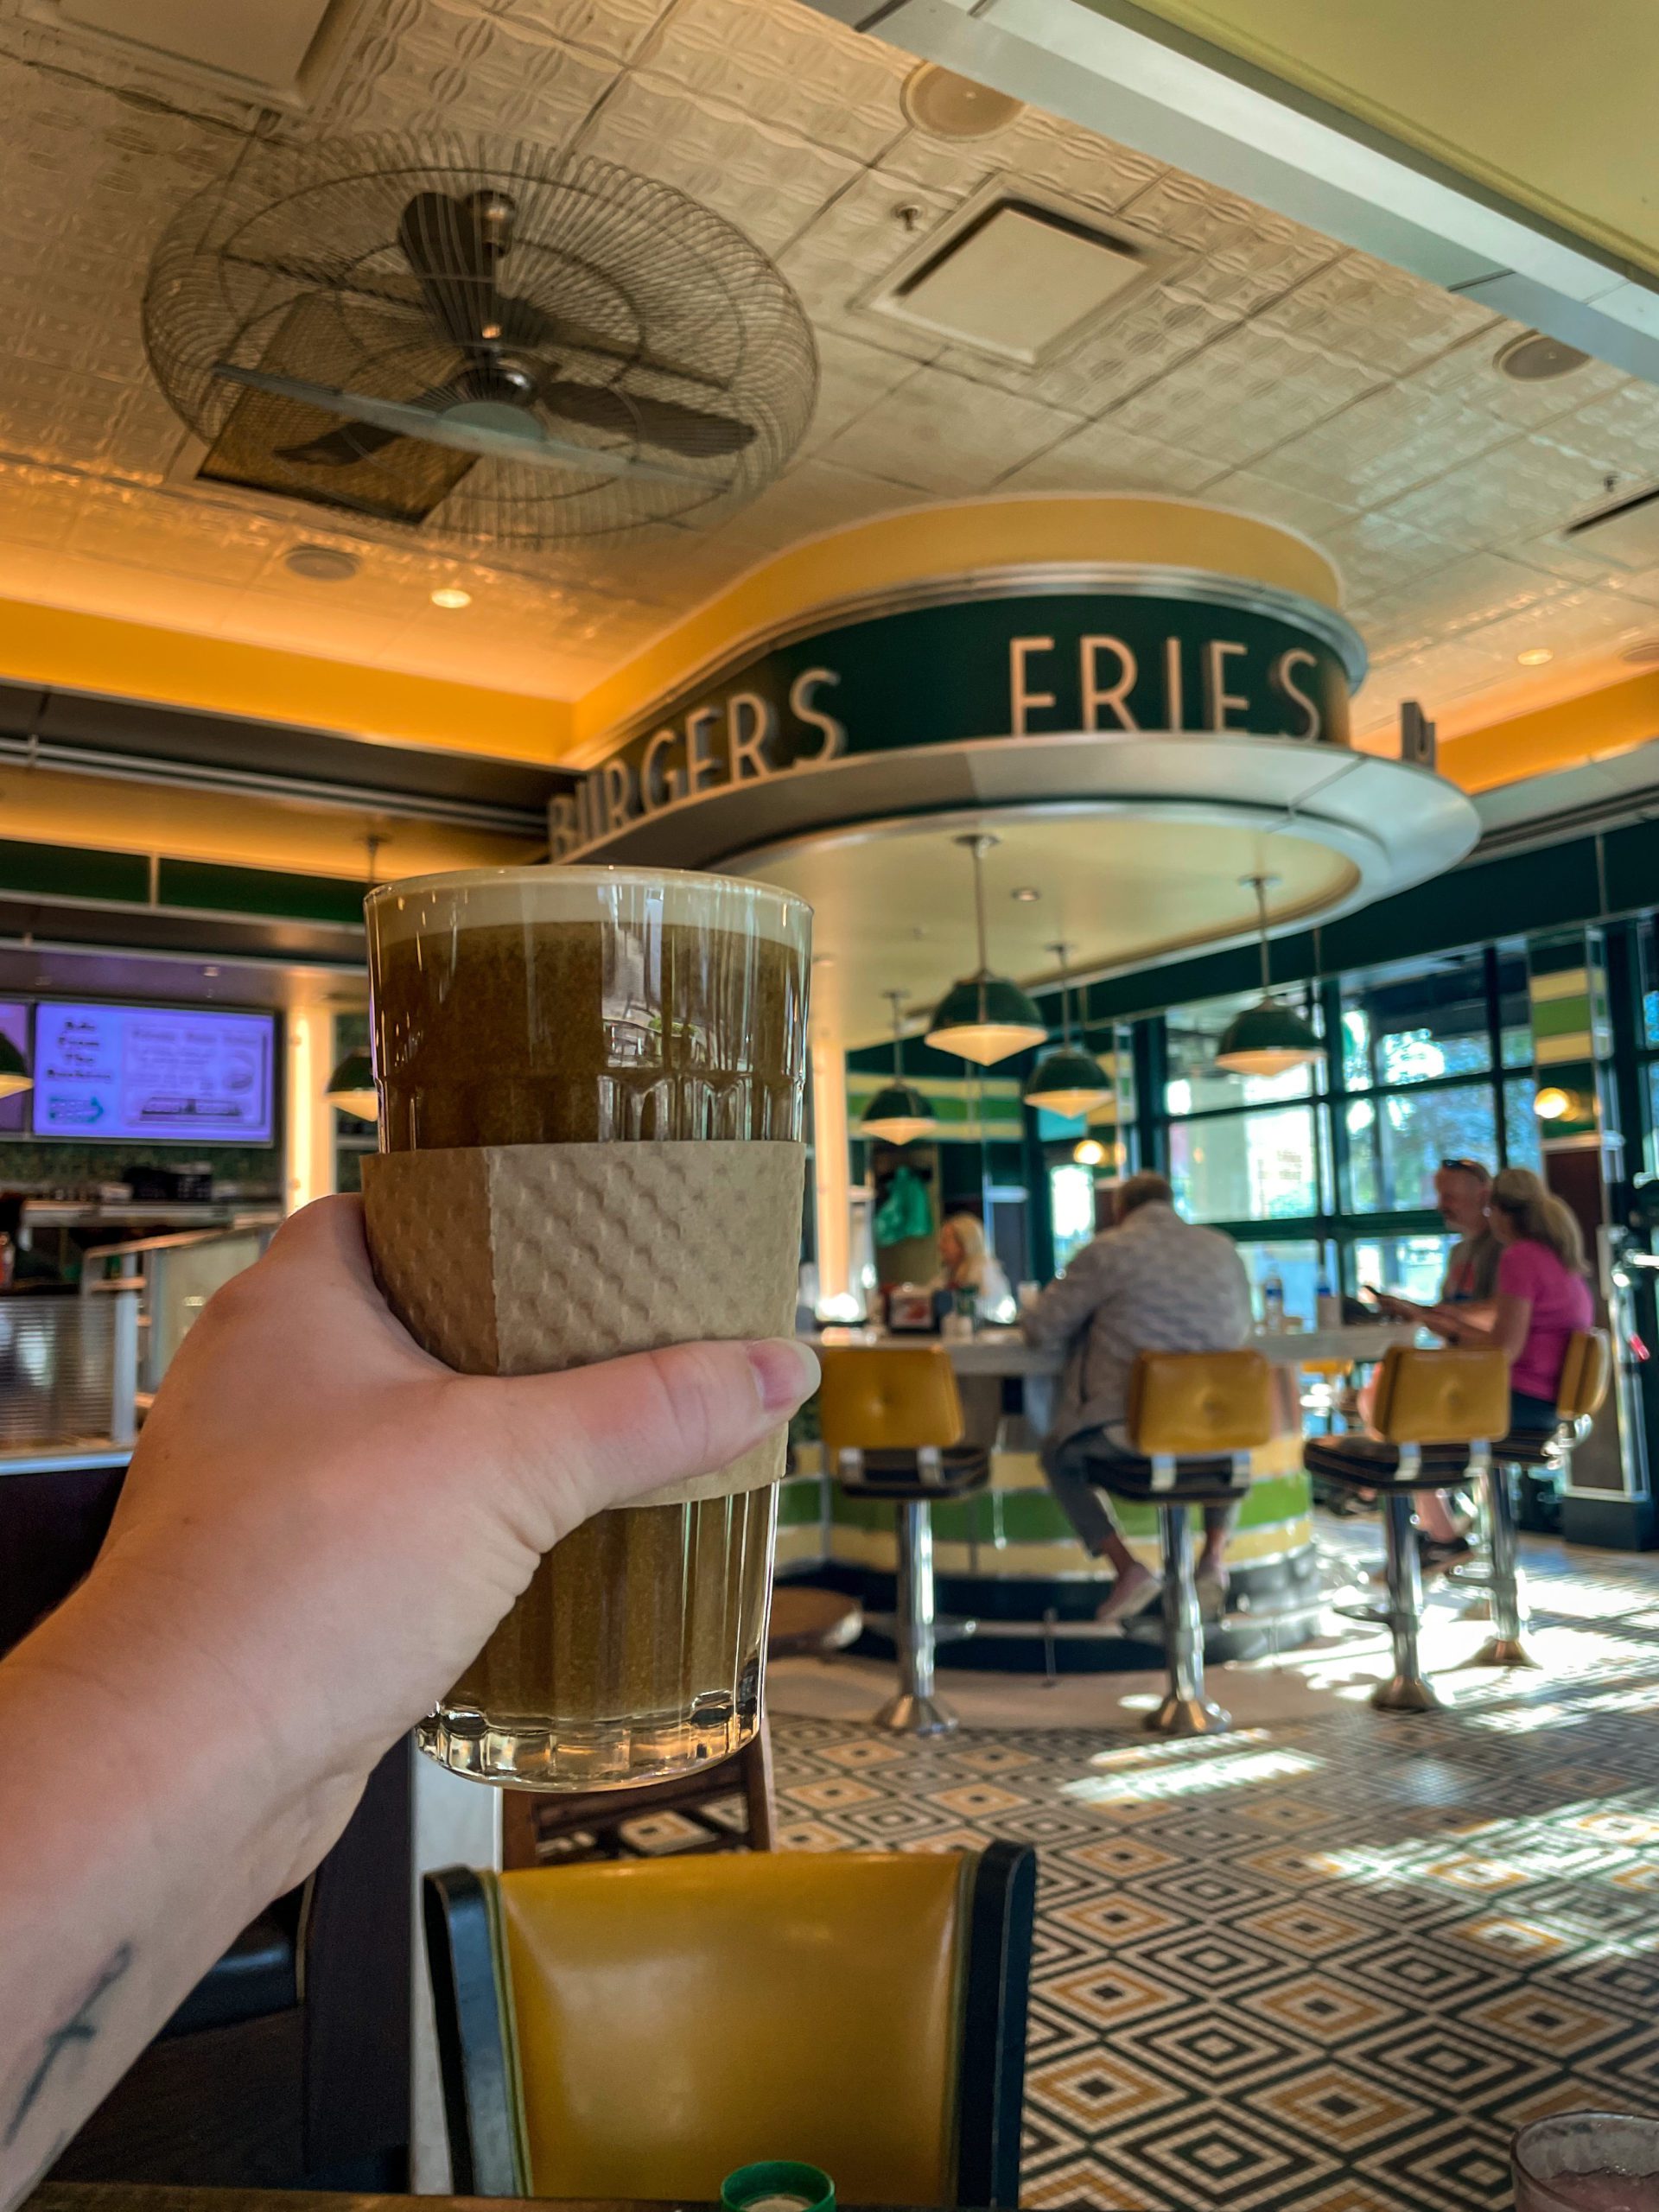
[
  {"left": 23, "top": 0, "right": 377, "bottom": 110},
  {"left": 864, "top": 181, "right": 1179, "bottom": 370},
  {"left": 1561, "top": 483, "right": 1659, "bottom": 569}
]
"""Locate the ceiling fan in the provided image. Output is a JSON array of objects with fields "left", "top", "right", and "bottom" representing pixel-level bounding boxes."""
[{"left": 143, "top": 138, "right": 817, "bottom": 540}]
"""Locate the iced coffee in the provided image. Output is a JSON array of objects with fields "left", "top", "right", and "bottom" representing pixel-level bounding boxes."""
[{"left": 365, "top": 866, "right": 810, "bottom": 1789}]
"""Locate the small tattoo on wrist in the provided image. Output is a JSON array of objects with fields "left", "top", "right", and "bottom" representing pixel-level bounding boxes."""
[{"left": 3, "top": 1942, "right": 133, "bottom": 2149}]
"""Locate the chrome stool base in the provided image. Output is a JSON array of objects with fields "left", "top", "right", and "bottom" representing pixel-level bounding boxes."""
[
  {"left": 1373, "top": 1671, "right": 1442, "bottom": 1713},
  {"left": 873, "top": 1690, "right": 957, "bottom": 1736},
  {"left": 1147, "top": 1690, "right": 1231, "bottom": 1737},
  {"left": 1471, "top": 1633, "right": 1540, "bottom": 1669}
]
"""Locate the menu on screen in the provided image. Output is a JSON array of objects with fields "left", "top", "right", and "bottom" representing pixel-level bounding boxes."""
[{"left": 31, "top": 1001, "right": 276, "bottom": 1144}]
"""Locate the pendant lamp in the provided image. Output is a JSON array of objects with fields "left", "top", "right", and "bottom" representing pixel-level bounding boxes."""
[
  {"left": 1023, "top": 942, "right": 1112, "bottom": 1116},
  {"left": 325, "top": 833, "right": 383, "bottom": 1121},
  {"left": 861, "top": 990, "right": 939, "bottom": 1146},
  {"left": 323, "top": 1046, "right": 378, "bottom": 1121},
  {"left": 0, "top": 1030, "right": 31, "bottom": 1101},
  {"left": 925, "top": 832, "right": 1048, "bottom": 1066},
  {"left": 1215, "top": 874, "right": 1320, "bottom": 1077}
]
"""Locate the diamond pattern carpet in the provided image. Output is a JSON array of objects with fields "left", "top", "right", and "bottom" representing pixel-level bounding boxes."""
[{"left": 639, "top": 1533, "right": 1659, "bottom": 2211}]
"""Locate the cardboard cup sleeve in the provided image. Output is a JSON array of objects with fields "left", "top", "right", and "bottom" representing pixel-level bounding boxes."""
[{"left": 360, "top": 1139, "right": 807, "bottom": 1509}]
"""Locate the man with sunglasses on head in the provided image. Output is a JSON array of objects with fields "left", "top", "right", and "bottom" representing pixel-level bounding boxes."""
[{"left": 1370, "top": 1156, "right": 1497, "bottom": 1560}]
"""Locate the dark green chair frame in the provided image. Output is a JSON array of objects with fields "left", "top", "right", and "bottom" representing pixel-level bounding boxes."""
[{"left": 423, "top": 1840, "right": 1036, "bottom": 2209}]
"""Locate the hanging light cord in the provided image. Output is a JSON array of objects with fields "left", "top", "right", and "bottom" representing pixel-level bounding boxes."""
[
  {"left": 970, "top": 836, "right": 991, "bottom": 976},
  {"left": 1051, "top": 941, "right": 1075, "bottom": 1045},
  {"left": 1249, "top": 874, "right": 1273, "bottom": 995},
  {"left": 887, "top": 989, "right": 907, "bottom": 1078}
]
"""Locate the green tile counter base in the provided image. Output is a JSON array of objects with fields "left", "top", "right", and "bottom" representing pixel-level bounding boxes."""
[{"left": 777, "top": 1446, "right": 1324, "bottom": 1674}]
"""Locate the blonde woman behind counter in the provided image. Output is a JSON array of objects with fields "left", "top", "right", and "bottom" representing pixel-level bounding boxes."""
[{"left": 934, "top": 1212, "right": 1015, "bottom": 1324}]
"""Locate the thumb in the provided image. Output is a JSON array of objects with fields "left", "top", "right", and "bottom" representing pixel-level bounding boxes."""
[{"left": 468, "top": 1336, "right": 821, "bottom": 1530}]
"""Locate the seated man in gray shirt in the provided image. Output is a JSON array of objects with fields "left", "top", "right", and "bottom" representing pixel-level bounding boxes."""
[{"left": 1022, "top": 1171, "right": 1255, "bottom": 1626}]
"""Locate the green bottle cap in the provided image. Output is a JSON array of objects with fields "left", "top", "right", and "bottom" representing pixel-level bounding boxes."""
[{"left": 720, "top": 2160, "right": 835, "bottom": 2212}]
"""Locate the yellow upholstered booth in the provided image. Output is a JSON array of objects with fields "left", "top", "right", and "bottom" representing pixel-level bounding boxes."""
[{"left": 423, "top": 1847, "right": 1034, "bottom": 2209}]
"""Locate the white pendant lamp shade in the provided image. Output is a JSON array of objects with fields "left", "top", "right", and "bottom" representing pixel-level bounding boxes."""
[
  {"left": 1022, "top": 941, "right": 1112, "bottom": 1116},
  {"left": 861, "top": 989, "right": 940, "bottom": 1144},
  {"left": 1214, "top": 874, "right": 1320, "bottom": 1077},
  {"left": 925, "top": 833, "right": 1048, "bottom": 1065}
]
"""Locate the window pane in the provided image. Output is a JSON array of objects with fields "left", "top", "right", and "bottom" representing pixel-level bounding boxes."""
[
  {"left": 1231, "top": 1238, "right": 1329, "bottom": 1329},
  {"left": 1344, "top": 1097, "right": 1380, "bottom": 1212},
  {"left": 1497, "top": 942, "right": 1533, "bottom": 1067},
  {"left": 1504, "top": 1075, "right": 1542, "bottom": 1173},
  {"left": 1169, "top": 1105, "right": 1320, "bottom": 1223},
  {"left": 1341, "top": 949, "right": 1492, "bottom": 1091},
  {"left": 1049, "top": 1164, "right": 1097, "bottom": 1272},
  {"left": 1348, "top": 1234, "right": 1452, "bottom": 1304},
  {"left": 1164, "top": 992, "right": 1322, "bottom": 1114},
  {"left": 1377, "top": 1084, "right": 1497, "bottom": 1210}
]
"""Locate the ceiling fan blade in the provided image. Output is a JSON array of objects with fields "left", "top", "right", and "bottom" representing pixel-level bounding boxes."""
[
  {"left": 502, "top": 283, "right": 727, "bottom": 390},
  {"left": 213, "top": 363, "right": 708, "bottom": 482},
  {"left": 397, "top": 191, "right": 502, "bottom": 353},
  {"left": 277, "top": 384, "right": 462, "bottom": 467},
  {"left": 537, "top": 378, "right": 756, "bottom": 458}
]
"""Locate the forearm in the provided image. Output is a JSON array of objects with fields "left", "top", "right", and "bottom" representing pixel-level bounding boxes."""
[{"left": 0, "top": 1574, "right": 328, "bottom": 2212}]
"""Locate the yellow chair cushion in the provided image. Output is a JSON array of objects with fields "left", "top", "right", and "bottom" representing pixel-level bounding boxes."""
[
  {"left": 817, "top": 1344, "right": 964, "bottom": 1454},
  {"left": 495, "top": 1852, "right": 967, "bottom": 2204},
  {"left": 1558, "top": 1329, "right": 1611, "bottom": 1421},
  {"left": 1127, "top": 1349, "right": 1274, "bottom": 1457},
  {"left": 1370, "top": 1345, "right": 1509, "bottom": 1444}
]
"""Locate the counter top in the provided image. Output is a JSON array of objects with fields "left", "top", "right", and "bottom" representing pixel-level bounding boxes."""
[
  {"left": 28, "top": 2191, "right": 957, "bottom": 2212},
  {"left": 804, "top": 1322, "right": 1412, "bottom": 1371}
]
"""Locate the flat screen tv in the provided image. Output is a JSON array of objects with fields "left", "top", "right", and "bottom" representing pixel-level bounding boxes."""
[{"left": 31, "top": 1001, "right": 276, "bottom": 1146}]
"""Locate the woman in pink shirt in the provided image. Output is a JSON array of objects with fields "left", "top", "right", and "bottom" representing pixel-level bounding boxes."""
[{"left": 1423, "top": 1167, "right": 1593, "bottom": 1432}]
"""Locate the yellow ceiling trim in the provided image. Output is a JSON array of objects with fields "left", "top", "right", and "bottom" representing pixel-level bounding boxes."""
[
  {"left": 1439, "top": 670, "right": 1659, "bottom": 793},
  {"left": 0, "top": 764, "right": 538, "bottom": 881},
  {"left": 569, "top": 496, "right": 1342, "bottom": 756},
  {"left": 0, "top": 599, "right": 574, "bottom": 766}
]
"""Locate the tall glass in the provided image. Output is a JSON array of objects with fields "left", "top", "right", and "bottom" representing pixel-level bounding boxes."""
[{"left": 366, "top": 866, "right": 810, "bottom": 1790}]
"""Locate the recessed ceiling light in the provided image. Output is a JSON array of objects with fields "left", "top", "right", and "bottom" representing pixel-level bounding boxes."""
[
  {"left": 284, "top": 544, "right": 359, "bottom": 582},
  {"left": 1517, "top": 647, "right": 1554, "bottom": 665},
  {"left": 1011, "top": 885, "right": 1040, "bottom": 901},
  {"left": 430, "top": 586, "right": 472, "bottom": 609},
  {"left": 1495, "top": 330, "right": 1592, "bottom": 383},
  {"left": 1623, "top": 639, "right": 1659, "bottom": 666},
  {"left": 202, "top": 966, "right": 219, "bottom": 978}
]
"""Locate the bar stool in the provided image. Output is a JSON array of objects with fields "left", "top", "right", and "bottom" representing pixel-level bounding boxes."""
[
  {"left": 817, "top": 1344, "right": 990, "bottom": 1737},
  {"left": 1305, "top": 1345, "right": 1508, "bottom": 1711},
  {"left": 1473, "top": 1327, "right": 1612, "bottom": 1669},
  {"left": 1090, "top": 1348, "right": 1274, "bottom": 1737}
]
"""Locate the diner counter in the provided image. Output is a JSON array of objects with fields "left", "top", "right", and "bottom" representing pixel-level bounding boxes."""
[{"left": 802, "top": 1321, "right": 1413, "bottom": 1370}]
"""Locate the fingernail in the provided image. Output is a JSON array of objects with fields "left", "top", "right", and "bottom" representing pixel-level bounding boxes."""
[{"left": 747, "top": 1338, "right": 820, "bottom": 1413}]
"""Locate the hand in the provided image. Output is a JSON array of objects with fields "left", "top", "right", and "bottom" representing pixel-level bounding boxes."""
[{"left": 78, "top": 1196, "right": 820, "bottom": 1888}]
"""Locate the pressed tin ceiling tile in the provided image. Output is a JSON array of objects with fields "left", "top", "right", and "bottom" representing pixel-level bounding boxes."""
[
  {"left": 575, "top": 71, "right": 863, "bottom": 253},
  {"left": 815, "top": 361, "right": 1083, "bottom": 495},
  {"left": 995, "top": 416, "right": 1226, "bottom": 497},
  {"left": 1257, "top": 249, "right": 1501, "bottom": 378},
  {"left": 799, "top": 329, "right": 922, "bottom": 454},
  {"left": 1108, "top": 318, "right": 1387, "bottom": 467},
  {"left": 1382, "top": 430, "right": 1637, "bottom": 550},
  {"left": 643, "top": 0, "right": 909, "bottom": 163},
  {"left": 1251, "top": 385, "right": 1523, "bottom": 512},
  {"left": 1317, "top": 514, "right": 1470, "bottom": 605}
]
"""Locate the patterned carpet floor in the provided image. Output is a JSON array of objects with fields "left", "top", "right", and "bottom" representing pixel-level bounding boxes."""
[{"left": 750, "top": 1530, "right": 1659, "bottom": 2212}]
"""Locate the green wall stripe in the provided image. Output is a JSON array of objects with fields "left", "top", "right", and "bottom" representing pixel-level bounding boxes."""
[
  {"left": 157, "top": 859, "right": 366, "bottom": 925},
  {"left": 0, "top": 837, "right": 149, "bottom": 905}
]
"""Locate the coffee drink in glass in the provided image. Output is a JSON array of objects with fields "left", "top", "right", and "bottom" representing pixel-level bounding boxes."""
[{"left": 365, "top": 865, "right": 810, "bottom": 1790}]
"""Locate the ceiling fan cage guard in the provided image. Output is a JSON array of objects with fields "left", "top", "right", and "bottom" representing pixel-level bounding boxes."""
[{"left": 143, "top": 134, "right": 818, "bottom": 543}]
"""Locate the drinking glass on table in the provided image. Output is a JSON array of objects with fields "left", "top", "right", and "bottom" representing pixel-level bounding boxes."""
[{"left": 1513, "top": 2113, "right": 1659, "bottom": 2212}]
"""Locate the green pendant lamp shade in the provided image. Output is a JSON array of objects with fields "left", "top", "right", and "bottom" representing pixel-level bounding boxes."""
[
  {"left": 323, "top": 1046, "right": 378, "bottom": 1122},
  {"left": 1215, "top": 874, "right": 1320, "bottom": 1077},
  {"left": 925, "top": 832, "right": 1048, "bottom": 1066},
  {"left": 0, "top": 1029, "right": 30, "bottom": 1101},
  {"left": 1023, "top": 941, "right": 1112, "bottom": 1116},
  {"left": 861, "top": 989, "right": 939, "bottom": 1145}
]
